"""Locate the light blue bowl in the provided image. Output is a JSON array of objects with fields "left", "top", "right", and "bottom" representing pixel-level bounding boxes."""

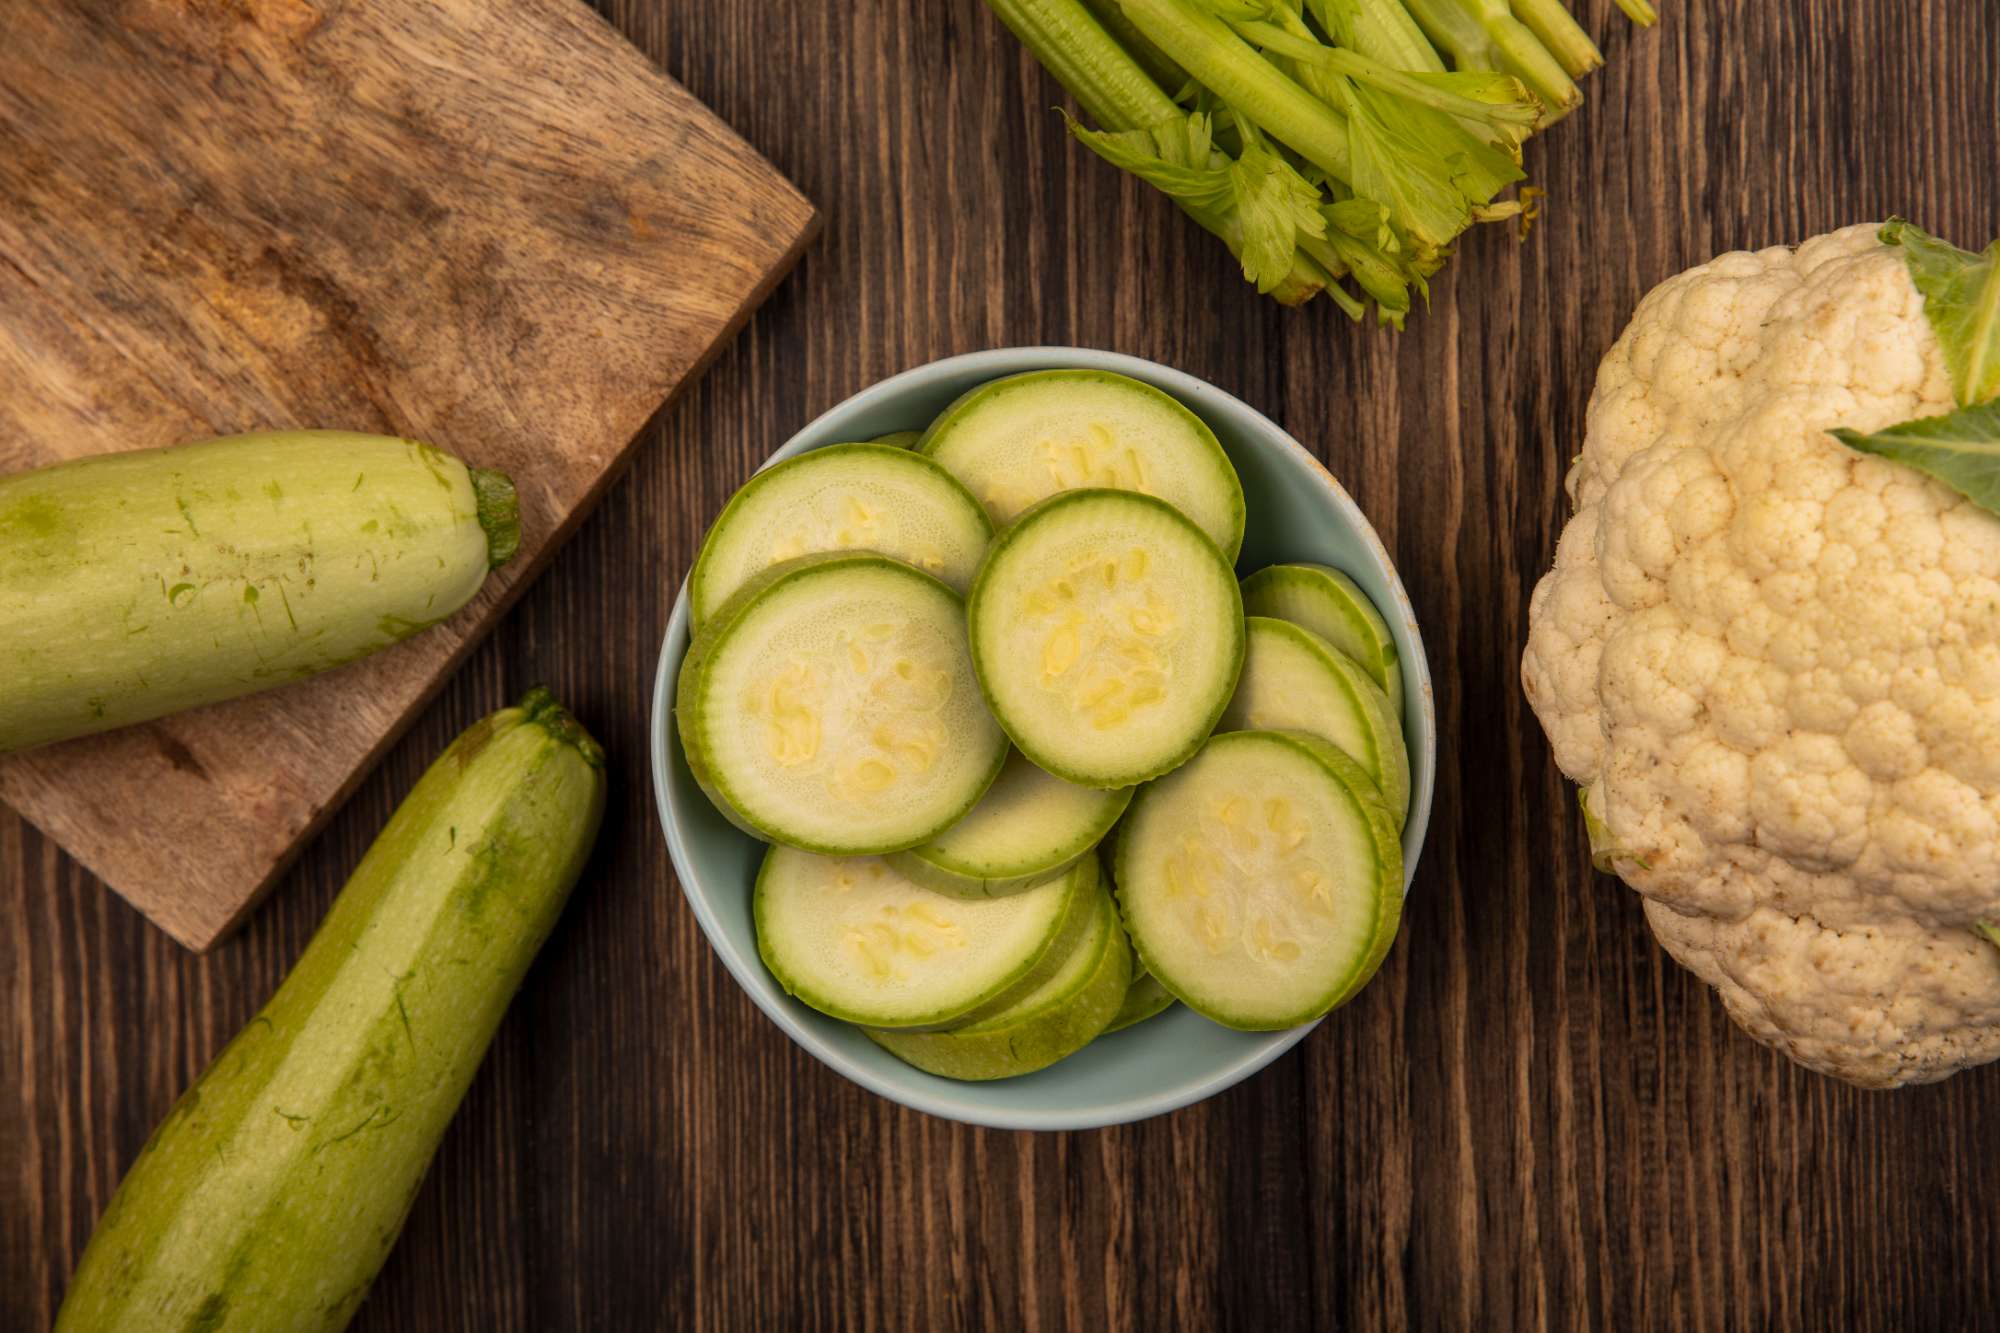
[{"left": 651, "top": 347, "right": 1434, "bottom": 1130}]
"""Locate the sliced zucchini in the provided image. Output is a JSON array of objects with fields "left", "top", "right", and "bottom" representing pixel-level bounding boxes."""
[
  {"left": 1219, "top": 617, "right": 1410, "bottom": 828},
  {"left": 1240, "top": 563, "right": 1405, "bottom": 719},
  {"left": 919, "top": 369, "right": 1246, "bottom": 560},
  {"left": 755, "top": 844, "right": 1096, "bottom": 1029},
  {"left": 1113, "top": 730, "right": 1403, "bottom": 1031},
  {"left": 689, "top": 443, "right": 991, "bottom": 627},
  {"left": 678, "top": 552, "right": 1007, "bottom": 854},
  {"left": 968, "top": 489, "right": 1243, "bottom": 788},
  {"left": 869, "top": 431, "right": 922, "bottom": 449},
  {"left": 1104, "top": 968, "right": 1176, "bottom": 1034},
  {"left": 886, "top": 749, "right": 1133, "bottom": 897},
  {"left": 865, "top": 874, "right": 1130, "bottom": 1079}
]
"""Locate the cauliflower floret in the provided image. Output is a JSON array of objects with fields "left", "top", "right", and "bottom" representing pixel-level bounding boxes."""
[
  {"left": 1522, "top": 224, "right": 2000, "bottom": 1087},
  {"left": 1644, "top": 902, "right": 2000, "bottom": 1087}
]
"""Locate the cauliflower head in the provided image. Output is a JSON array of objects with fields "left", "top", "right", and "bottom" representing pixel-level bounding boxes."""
[{"left": 1523, "top": 223, "right": 2000, "bottom": 1088}]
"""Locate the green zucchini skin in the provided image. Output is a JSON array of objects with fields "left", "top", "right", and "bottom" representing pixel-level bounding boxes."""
[
  {"left": 1104, "top": 969, "right": 1176, "bottom": 1034},
  {"left": 54, "top": 689, "right": 604, "bottom": 1333},
  {"left": 0, "top": 431, "right": 520, "bottom": 753},
  {"left": 864, "top": 882, "right": 1132, "bottom": 1080}
]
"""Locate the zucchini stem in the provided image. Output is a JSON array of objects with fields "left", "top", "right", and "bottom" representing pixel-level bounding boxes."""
[
  {"left": 518, "top": 687, "right": 605, "bottom": 766},
  {"left": 469, "top": 467, "right": 521, "bottom": 569}
]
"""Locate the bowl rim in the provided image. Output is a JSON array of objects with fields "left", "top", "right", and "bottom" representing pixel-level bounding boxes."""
[{"left": 650, "top": 345, "right": 1435, "bottom": 1131}]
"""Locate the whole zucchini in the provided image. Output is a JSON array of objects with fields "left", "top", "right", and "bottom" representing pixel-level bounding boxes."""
[
  {"left": 0, "top": 430, "right": 520, "bottom": 752},
  {"left": 55, "top": 688, "right": 605, "bottom": 1332}
]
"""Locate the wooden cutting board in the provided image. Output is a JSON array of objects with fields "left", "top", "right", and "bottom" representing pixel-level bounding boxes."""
[{"left": 0, "top": 0, "right": 815, "bottom": 950}]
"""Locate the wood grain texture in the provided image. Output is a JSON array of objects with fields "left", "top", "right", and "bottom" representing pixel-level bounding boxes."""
[
  {"left": 6, "top": 0, "right": 2000, "bottom": 1328},
  {"left": 0, "top": 0, "right": 814, "bottom": 948}
]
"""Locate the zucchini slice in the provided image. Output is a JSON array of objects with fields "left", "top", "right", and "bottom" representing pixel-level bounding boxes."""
[
  {"left": 755, "top": 844, "right": 1096, "bottom": 1029},
  {"left": 1113, "top": 730, "right": 1403, "bottom": 1031},
  {"left": 919, "top": 368, "right": 1246, "bottom": 560},
  {"left": 689, "top": 443, "right": 991, "bottom": 627},
  {"left": 1220, "top": 616, "right": 1410, "bottom": 828},
  {"left": 1104, "top": 968, "right": 1176, "bottom": 1034},
  {"left": 968, "top": 489, "right": 1243, "bottom": 788},
  {"left": 865, "top": 873, "right": 1131, "bottom": 1079},
  {"left": 678, "top": 552, "right": 1007, "bottom": 854},
  {"left": 886, "top": 749, "right": 1133, "bottom": 897},
  {"left": 1240, "top": 562, "right": 1405, "bottom": 719}
]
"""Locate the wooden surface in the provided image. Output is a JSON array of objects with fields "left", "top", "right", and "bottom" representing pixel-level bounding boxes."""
[
  {"left": 7, "top": 0, "right": 2000, "bottom": 1328},
  {"left": 0, "top": 0, "right": 814, "bottom": 949}
]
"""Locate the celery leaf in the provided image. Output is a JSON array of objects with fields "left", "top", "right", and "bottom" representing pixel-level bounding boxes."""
[
  {"left": 1336, "top": 83, "right": 1468, "bottom": 249},
  {"left": 1064, "top": 110, "right": 1233, "bottom": 212},
  {"left": 1065, "top": 109, "right": 1325, "bottom": 295},
  {"left": 1317, "top": 198, "right": 1412, "bottom": 327},
  {"left": 1229, "top": 139, "right": 1332, "bottom": 292}
]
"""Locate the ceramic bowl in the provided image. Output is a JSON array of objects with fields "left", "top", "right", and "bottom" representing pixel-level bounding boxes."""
[{"left": 651, "top": 347, "right": 1434, "bottom": 1130}]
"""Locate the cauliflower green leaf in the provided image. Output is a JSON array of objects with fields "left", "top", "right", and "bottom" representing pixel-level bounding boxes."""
[
  {"left": 1881, "top": 219, "right": 2000, "bottom": 408},
  {"left": 1577, "top": 786, "right": 1650, "bottom": 873},
  {"left": 1830, "top": 401, "right": 2000, "bottom": 517},
  {"left": 1831, "top": 223, "right": 2000, "bottom": 519}
]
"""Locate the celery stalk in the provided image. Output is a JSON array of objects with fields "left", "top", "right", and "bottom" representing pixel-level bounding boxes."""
[
  {"left": 1509, "top": 0, "right": 1603, "bottom": 77},
  {"left": 1300, "top": 229, "right": 1410, "bottom": 327},
  {"left": 1401, "top": 0, "right": 1581, "bottom": 122},
  {"left": 985, "top": 0, "right": 1654, "bottom": 318},
  {"left": 1614, "top": 0, "right": 1659, "bottom": 26},
  {"left": 1309, "top": 0, "right": 1448, "bottom": 73},
  {"left": 987, "top": 0, "right": 1331, "bottom": 303},
  {"left": 1118, "top": 0, "right": 1355, "bottom": 180},
  {"left": 1080, "top": 0, "right": 1192, "bottom": 93},
  {"left": 1398, "top": 0, "right": 1502, "bottom": 70},
  {"left": 988, "top": 0, "right": 1182, "bottom": 128},
  {"left": 1221, "top": 12, "right": 1532, "bottom": 200},
  {"left": 1213, "top": 1, "right": 1539, "bottom": 250},
  {"left": 1316, "top": 42, "right": 1540, "bottom": 147}
]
